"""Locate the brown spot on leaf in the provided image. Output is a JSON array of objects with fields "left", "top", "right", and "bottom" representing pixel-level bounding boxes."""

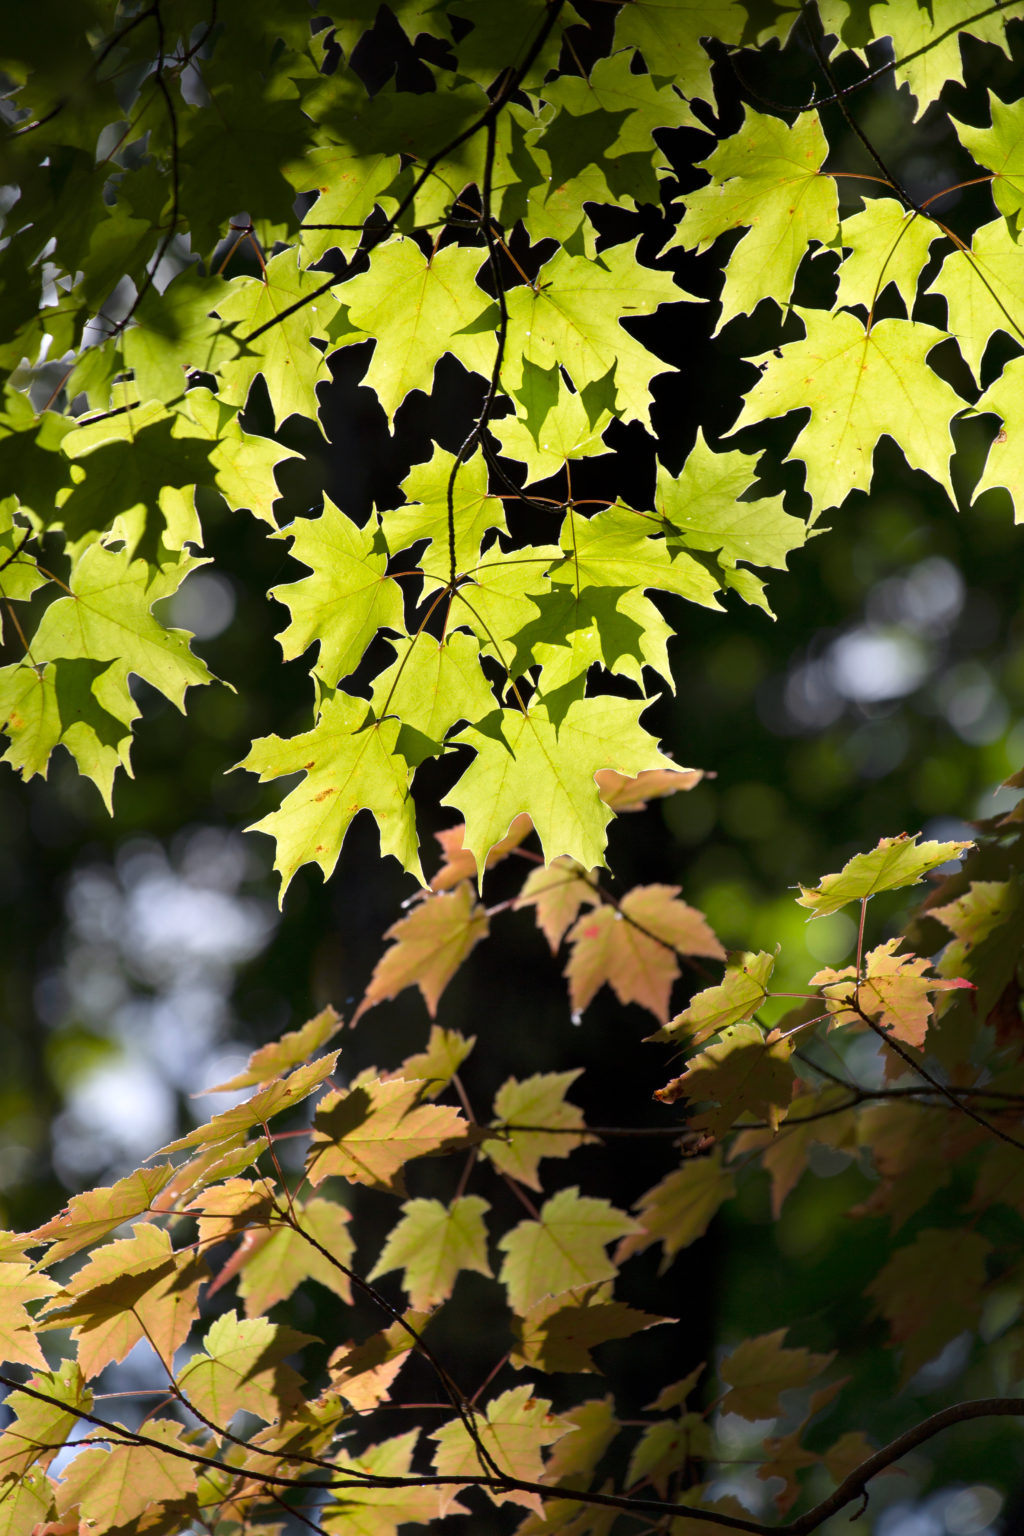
[
  {"left": 314, "top": 787, "right": 335, "bottom": 801},
  {"left": 996, "top": 427, "right": 1008, "bottom": 444}
]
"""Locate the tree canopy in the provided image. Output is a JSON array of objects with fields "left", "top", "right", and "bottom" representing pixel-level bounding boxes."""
[{"left": 3, "top": 2, "right": 1024, "bottom": 1534}]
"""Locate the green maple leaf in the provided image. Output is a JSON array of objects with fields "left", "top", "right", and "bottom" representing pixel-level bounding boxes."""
[
  {"left": 369, "top": 632, "right": 498, "bottom": 766},
  {"left": 927, "top": 216, "right": 1024, "bottom": 381},
  {"left": 734, "top": 308, "right": 964, "bottom": 516},
  {"left": 878, "top": 3, "right": 1014, "bottom": 120},
  {"left": 509, "top": 503, "right": 721, "bottom": 692},
  {"left": 671, "top": 107, "right": 839, "bottom": 331},
  {"left": 338, "top": 238, "right": 496, "bottom": 422},
  {"left": 123, "top": 267, "right": 239, "bottom": 404},
  {"left": 653, "top": 950, "right": 776, "bottom": 1045},
  {"left": 443, "top": 695, "right": 673, "bottom": 873},
  {"left": 399, "top": 1024, "right": 476, "bottom": 1099},
  {"left": 215, "top": 251, "right": 340, "bottom": 429},
  {"left": 612, "top": 0, "right": 745, "bottom": 116},
  {"left": 28, "top": 1165, "right": 176, "bottom": 1266},
  {"left": 289, "top": 144, "right": 400, "bottom": 263},
  {"left": 368, "top": 1195, "right": 492, "bottom": 1308},
  {"left": 177, "top": 83, "right": 312, "bottom": 251},
  {"left": 490, "top": 374, "right": 614, "bottom": 484},
  {"left": 271, "top": 498, "right": 405, "bottom": 686},
  {"left": 954, "top": 91, "right": 1024, "bottom": 226},
  {"left": 797, "top": 832, "right": 972, "bottom": 917},
  {"left": 973, "top": 357, "right": 1024, "bottom": 520},
  {"left": 832, "top": 197, "right": 945, "bottom": 315},
  {"left": 616, "top": 1149, "right": 736, "bottom": 1269},
  {"left": 182, "top": 387, "right": 300, "bottom": 524},
  {"left": 503, "top": 243, "right": 686, "bottom": 427},
  {"left": 446, "top": 541, "right": 562, "bottom": 665},
  {"left": 383, "top": 444, "right": 507, "bottom": 578},
  {"left": 485, "top": 1069, "right": 589, "bottom": 1190},
  {"left": 626, "top": 1413, "right": 710, "bottom": 1498},
  {"left": 25, "top": 544, "right": 213, "bottom": 799},
  {"left": 498, "top": 1187, "right": 641, "bottom": 1314},
  {"left": 0, "top": 658, "right": 134, "bottom": 806},
  {"left": 240, "top": 692, "right": 424, "bottom": 896},
  {"left": 177, "top": 1310, "right": 315, "bottom": 1425},
  {"left": 656, "top": 432, "right": 807, "bottom": 612},
  {"left": 431, "top": 1385, "right": 574, "bottom": 1513}
]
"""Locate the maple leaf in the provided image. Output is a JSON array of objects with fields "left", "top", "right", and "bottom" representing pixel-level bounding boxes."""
[
  {"left": 512, "top": 1289, "right": 672, "bottom": 1374},
  {"left": 626, "top": 1413, "right": 710, "bottom": 1497},
  {"left": 55, "top": 1419, "right": 198, "bottom": 1531},
  {"left": 796, "top": 833, "right": 971, "bottom": 916},
  {"left": 812, "top": 938, "right": 966, "bottom": 1051},
  {"left": 368, "top": 1195, "right": 492, "bottom": 1308},
  {"left": 28, "top": 1165, "right": 176, "bottom": 1266},
  {"left": 954, "top": 91, "right": 1024, "bottom": 225},
  {"left": 270, "top": 498, "right": 406, "bottom": 686},
  {"left": 384, "top": 444, "right": 507, "bottom": 579},
  {"left": 354, "top": 882, "right": 488, "bottom": 1020},
  {"left": 491, "top": 372, "right": 615, "bottom": 484},
  {"left": 503, "top": 243, "right": 686, "bottom": 427},
  {"left": 612, "top": 0, "right": 745, "bottom": 116},
  {"left": 325, "top": 1428, "right": 469, "bottom": 1532},
  {"left": 928, "top": 217, "right": 1024, "bottom": 382},
  {"left": 515, "top": 857, "right": 599, "bottom": 951},
  {"left": 484, "top": 1070, "right": 590, "bottom": 1190},
  {"left": 338, "top": 238, "right": 495, "bottom": 422},
  {"left": 237, "top": 1198, "right": 354, "bottom": 1315},
  {"left": 430, "top": 1385, "right": 574, "bottom": 1513},
  {"left": 157, "top": 1051, "right": 340, "bottom": 1155},
  {"left": 329, "top": 1311, "right": 431, "bottom": 1411},
  {"left": 199, "top": 1005, "right": 342, "bottom": 1093},
  {"left": 0, "top": 1468, "right": 53, "bottom": 1536},
  {"left": 972, "top": 357, "right": 1024, "bottom": 520},
  {"left": 654, "top": 1022, "right": 795, "bottom": 1136},
  {"left": 734, "top": 309, "right": 964, "bottom": 516},
  {"left": 594, "top": 766, "right": 704, "bottom": 811},
  {"left": 306, "top": 1076, "right": 477, "bottom": 1194},
  {"left": 214, "top": 251, "right": 340, "bottom": 430},
  {"left": 720, "top": 1329, "right": 834, "bottom": 1420},
  {"left": 288, "top": 142, "right": 400, "bottom": 263},
  {"left": 656, "top": 433, "right": 808, "bottom": 612},
  {"left": 0, "top": 1360, "right": 91, "bottom": 1478},
  {"left": 671, "top": 107, "right": 838, "bottom": 332},
  {"left": 177, "top": 1310, "right": 315, "bottom": 1425},
  {"left": 653, "top": 950, "right": 776, "bottom": 1046},
  {"left": 123, "top": 266, "right": 240, "bottom": 404},
  {"left": 370, "top": 632, "right": 499, "bottom": 767},
  {"left": 444, "top": 695, "right": 674, "bottom": 874},
  {"left": 832, "top": 196, "right": 945, "bottom": 316},
  {"left": 879, "top": 3, "right": 1014, "bottom": 119},
  {"left": 397, "top": 1024, "right": 476, "bottom": 1099},
  {"left": 866, "top": 1228, "right": 991, "bottom": 1383},
  {"left": 0, "top": 1263, "right": 60, "bottom": 1369},
  {"left": 430, "top": 814, "right": 534, "bottom": 891},
  {"left": 498, "top": 1187, "right": 641, "bottom": 1314},
  {"left": 646, "top": 1365, "right": 704, "bottom": 1413},
  {"left": 565, "top": 884, "right": 724, "bottom": 1022},
  {"left": 615, "top": 1149, "right": 736, "bottom": 1269},
  {"left": 41, "top": 1222, "right": 206, "bottom": 1379},
  {"left": 240, "top": 691, "right": 424, "bottom": 897}
]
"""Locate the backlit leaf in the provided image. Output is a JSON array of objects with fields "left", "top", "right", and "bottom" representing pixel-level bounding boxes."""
[
  {"left": 430, "top": 1385, "right": 574, "bottom": 1513},
  {"left": 498, "top": 1187, "right": 641, "bottom": 1314},
  {"left": 354, "top": 882, "right": 488, "bottom": 1020},
  {"left": 796, "top": 833, "right": 971, "bottom": 917},
  {"left": 368, "top": 1195, "right": 491, "bottom": 1308}
]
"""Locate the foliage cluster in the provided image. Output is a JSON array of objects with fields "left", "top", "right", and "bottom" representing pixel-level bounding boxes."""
[{"left": 4, "top": 0, "right": 1024, "bottom": 1532}]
